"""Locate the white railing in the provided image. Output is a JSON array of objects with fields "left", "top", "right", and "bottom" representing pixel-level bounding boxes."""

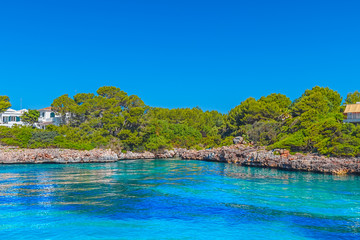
[{"left": 38, "top": 118, "right": 54, "bottom": 122}]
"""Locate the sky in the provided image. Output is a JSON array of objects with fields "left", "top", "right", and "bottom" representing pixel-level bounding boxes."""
[{"left": 0, "top": 0, "right": 359, "bottom": 113}]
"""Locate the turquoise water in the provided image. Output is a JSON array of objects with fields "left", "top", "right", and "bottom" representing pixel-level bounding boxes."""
[{"left": 0, "top": 159, "right": 359, "bottom": 240}]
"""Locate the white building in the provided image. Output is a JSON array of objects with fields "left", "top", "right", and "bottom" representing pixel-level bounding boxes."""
[
  {"left": 0, "top": 109, "right": 28, "bottom": 127},
  {"left": 0, "top": 107, "right": 62, "bottom": 129},
  {"left": 37, "top": 107, "right": 61, "bottom": 129}
]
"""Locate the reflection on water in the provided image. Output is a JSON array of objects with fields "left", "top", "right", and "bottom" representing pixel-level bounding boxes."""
[{"left": 0, "top": 159, "right": 359, "bottom": 240}]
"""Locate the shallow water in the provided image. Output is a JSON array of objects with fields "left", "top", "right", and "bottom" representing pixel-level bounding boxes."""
[{"left": 0, "top": 159, "right": 359, "bottom": 240}]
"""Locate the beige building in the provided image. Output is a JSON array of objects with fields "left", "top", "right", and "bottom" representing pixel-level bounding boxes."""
[{"left": 343, "top": 102, "right": 360, "bottom": 123}]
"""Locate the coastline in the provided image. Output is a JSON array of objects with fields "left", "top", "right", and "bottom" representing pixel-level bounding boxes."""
[
  {"left": 1, "top": 145, "right": 360, "bottom": 175},
  {"left": 0, "top": 148, "right": 118, "bottom": 164},
  {"left": 178, "top": 145, "right": 360, "bottom": 175}
]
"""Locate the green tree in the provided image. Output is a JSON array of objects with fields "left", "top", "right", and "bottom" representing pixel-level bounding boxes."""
[
  {"left": 271, "top": 87, "right": 346, "bottom": 155},
  {"left": 345, "top": 91, "right": 360, "bottom": 104},
  {"left": 227, "top": 97, "right": 258, "bottom": 133},
  {"left": 50, "top": 86, "right": 149, "bottom": 150},
  {"left": 291, "top": 86, "right": 342, "bottom": 118},
  {"left": 226, "top": 93, "right": 291, "bottom": 135},
  {"left": 51, "top": 94, "right": 76, "bottom": 124},
  {"left": 0, "top": 96, "right": 11, "bottom": 113},
  {"left": 22, "top": 110, "right": 40, "bottom": 126}
]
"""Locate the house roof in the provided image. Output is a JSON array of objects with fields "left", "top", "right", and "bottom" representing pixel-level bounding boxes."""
[
  {"left": 38, "top": 107, "right": 53, "bottom": 112},
  {"left": 344, "top": 104, "right": 360, "bottom": 113},
  {"left": 3, "top": 109, "right": 27, "bottom": 114}
]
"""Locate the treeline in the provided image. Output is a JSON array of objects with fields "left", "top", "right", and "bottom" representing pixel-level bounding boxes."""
[{"left": 1, "top": 86, "right": 360, "bottom": 157}]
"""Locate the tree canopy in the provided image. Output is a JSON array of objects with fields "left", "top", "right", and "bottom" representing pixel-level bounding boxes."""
[
  {"left": 22, "top": 110, "right": 40, "bottom": 126},
  {"left": 0, "top": 96, "right": 11, "bottom": 113},
  {"left": 345, "top": 91, "right": 360, "bottom": 104}
]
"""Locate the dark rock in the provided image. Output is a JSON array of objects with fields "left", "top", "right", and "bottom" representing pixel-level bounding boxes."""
[{"left": 233, "top": 136, "right": 244, "bottom": 144}]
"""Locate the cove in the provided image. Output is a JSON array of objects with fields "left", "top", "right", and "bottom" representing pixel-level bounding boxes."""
[{"left": 0, "top": 159, "right": 359, "bottom": 239}]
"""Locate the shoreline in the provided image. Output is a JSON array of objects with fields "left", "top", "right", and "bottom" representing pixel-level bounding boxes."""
[
  {"left": 0, "top": 148, "right": 118, "bottom": 164},
  {"left": 1, "top": 145, "right": 360, "bottom": 175}
]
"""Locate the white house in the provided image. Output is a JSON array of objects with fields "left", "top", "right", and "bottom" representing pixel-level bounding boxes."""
[
  {"left": 0, "top": 109, "right": 28, "bottom": 127},
  {"left": 36, "top": 107, "right": 61, "bottom": 129},
  {"left": 0, "top": 107, "right": 62, "bottom": 129}
]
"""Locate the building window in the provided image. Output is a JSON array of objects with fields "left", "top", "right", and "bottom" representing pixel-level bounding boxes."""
[
  {"left": 16, "top": 117, "right": 20, "bottom": 122},
  {"left": 50, "top": 112, "right": 55, "bottom": 118}
]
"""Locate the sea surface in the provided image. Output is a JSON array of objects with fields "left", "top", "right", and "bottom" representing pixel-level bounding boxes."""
[{"left": 0, "top": 159, "right": 359, "bottom": 240}]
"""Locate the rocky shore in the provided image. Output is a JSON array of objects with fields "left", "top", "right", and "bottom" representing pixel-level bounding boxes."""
[
  {"left": 117, "top": 144, "right": 360, "bottom": 175},
  {"left": 1, "top": 144, "right": 360, "bottom": 175},
  {"left": 0, "top": 147, "right": 118, "bottom": 164},
  {"left": 117, "top": 149, "right": 179, "bottom": 160},
  {"left": 178, "top": 145, "right": 360, "bottom": 175}
]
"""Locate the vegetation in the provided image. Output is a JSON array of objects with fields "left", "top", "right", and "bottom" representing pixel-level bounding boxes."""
[
  {"left": 0, "top": 86, "right": 360, "bottom": 157},
  {"left": 0, "top": 96, "right": 11, "bottom": 113},
  {"left": 22, "top": 110, "right": 40, "bottom": 126}
]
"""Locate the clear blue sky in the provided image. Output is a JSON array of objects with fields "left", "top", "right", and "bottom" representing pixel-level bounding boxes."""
[{"left": 1, "top": 0, "right": 359, "bottom": 112}]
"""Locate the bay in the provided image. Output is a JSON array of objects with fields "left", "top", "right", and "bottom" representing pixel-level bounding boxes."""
[{"left": 0, "top": 159, "right": 359, "bottom": 239}]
